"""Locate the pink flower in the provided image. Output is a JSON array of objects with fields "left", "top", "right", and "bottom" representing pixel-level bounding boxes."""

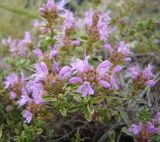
[
  {"left": 71, "top": 40, "right": 80, "bottom": 46},
  {"left": 34, "top": 62, "right": 48, "bottom": 81},
  {"left": 61, "top": 10, "right": 75, "bottom": 32},
  {"left": 129, "top": 65, "right": 139, "bottom": 80},
  {"left": 34, "top": 48, "right": 43, "bottom": 60},
  {"left": 77, "top": 81, "right": 94, "bottom": 97},
  {"left": 104, "top": 44, "right": 114, "bottom": 54},
  {"left": 155, "top": 112, "right": 160, "bottom": 121},
  {"left": 58, "top": 66, "right": 72, "bottom": 80},
  {"left": 49, "top": 48, "right": 58, "bottom": 59},
  {"left": 40, "top": 0, "right": 69, "bottom": 18},
  {"left": 2, "top": 36, "right": 12, "bottom": 46},
  {"left": 128, "top": 123, "right": 142, "bottom": 135},
  {"left": 23, "top": 110, "right": 33, "bottom": 123},
  {"left": 117, "top": 41, "right": 132, "bottom": 56},
  {"left": 53, "top": 62, "right": 59, "bottom": 74},
  {"left": 96, "top": 60, "right": 112, "bottom": 76},
  {"left": 112, "top": 65, "right": 122, "bottom": 75},
  {"left": 17, "top": 40, "right": 27, "bottom": 56},
  {"left": 99, "top": 80, "right": 110, "bottom": 89},
  {"left": 27, "top": 81, "right": 44, "bottom": 104},
  {"left": 129, "top": 65, "right": 155, "bottom": 87},
  {"left": 69, "top": 77, "right": 82, "bottom": 84},
  {"left": 110, "top": 76, "right": 119, "bottom": 89},
  {"left": 23, "top": 31, "right": 32, "bottom": 44},
  {"left": 97, "top": 12, "right": 111, "bottom": 41},
  {"left": 142, "top": 64, "right": 153, "bottom": 79},
  {"left": 84, "top": 10, "right": 94, "bottom": 27},
  {"left": 4, "top": 73, "right": 19, "bottom": 89},
  {"left": 84, "top": 10, "right": 111, "bottom": 41},
  {"left": 147, "top": 122, "right": 160, "bottom": 134},
  {"left": 146, "top": 80, "right": 156, "bottom": 87},
  {"left": 17, "top": 95, "right": 31, "bottom": 107},
  {"left": 33, "top": 19, "right": 39, "bottom": 28},
  {"left": 10, "top": 92, "right": 17, "bottom": 100},
  {"left": 71, "top": 57, "right": 91, "bottom": 73}
]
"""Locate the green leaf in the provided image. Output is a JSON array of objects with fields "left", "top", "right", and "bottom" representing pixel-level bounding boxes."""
[
  {"left": 84, "top": 112, "right": 92, "bottom": 122},
  {"left": 92, "top": 96, "right": 104, "bottom": 104},
  {"left": 36, "top": 128, "right": 43, "bottom": 135},
  {"left": 73, "top": 95, "right": 82, "bottom": 102},
  {"left": 120, "top": 111, "right": 130, "bottom": 127},
  {"left": 43, "top": 95, "right": 57, "bottom": 102},
  {"left": 87, "top": 105, "right": 94, "bottom": 115},
  {"left": 60, "top": 107, "right": 67, "bottom": 116}
]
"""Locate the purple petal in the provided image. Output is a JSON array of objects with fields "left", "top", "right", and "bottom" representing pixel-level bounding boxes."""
[
  {"left": 99, "top": 80, "right": 110, "bottom": 89},
  {"left": 69, "top": 77, "right": 82, "bottom": 84},
  {"left": 23, "top": 110, "right": 33, "bottom": 123}
]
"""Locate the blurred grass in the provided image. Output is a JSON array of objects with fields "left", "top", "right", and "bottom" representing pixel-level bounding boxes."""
[{"left": 0, "top": 0, "right": 44, "bottom": 39}]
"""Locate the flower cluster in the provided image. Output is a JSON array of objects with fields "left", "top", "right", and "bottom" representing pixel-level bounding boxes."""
[
  {"left": 104, "top": 41, "right": 133, "bottom": 63},
  {"left": 129, "top": 64, "right": 155, "bottom": 88},
  {"left": 2, "top": 32, "right": 32, "bottom": 56},
  {"left": 84, "top": 10, "right": 112, "bottom": 42},
  {"left": 69, "top": 56, "right": 122, "bottom": 96},
  {"left": 2, "top": 0, "right": 156, "bottom": 127},
  {"left": 128, "top": 113, "right": 160, "bottom": 142}
]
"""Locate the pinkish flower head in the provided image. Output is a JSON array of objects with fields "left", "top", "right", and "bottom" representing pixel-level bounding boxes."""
[
  {"left": 129, "top": 65, "right": 155, "bottom": 87},
  {"left": 49, "top": 48, "right": 58, "bottom": 59},
  {"left": 71, "top": 40, "right": 80, "bottom": 46},
  {"left": 4, "top": 73, "right": 19, "bottom": 89},
  {"left": 46, "top": 0, "right": 56, "bottom": 12},
  {"left": 77, "top": 81, "right": 94, "bottom": 97},
  {"left": 71, "top": 57, "right": 91, "bottom": 73},
  {"left": 61, "top": 10, "right": 75, "bottom": 32},
  {"left": 40, "top": 0, "right": 57, "bottom": 18},
  {"left": 58, "top": 66, "right": 72, "bottom": 80},
  {"left": 34, "top": 48, "right": 44, "bottom": 60},
  {"left": 128, "top": 123, "right": 142, "bottom": 135},
  {"left": 97, "top": 12, "right": 111, "bottom": 41},
  {"left": 104, "top": 44, "right": 114, "bottom": 54},
  {"left": 142, "top": 64, "right": 154, "bottom": 80},
  {"left": 17, "top": 40, "right": 27, "bottom": 56},
  {"left": 112, "top": 65, "right": 122, "bottom": 75},
  {"left": 53, "top": 62, "right": 59, "bottom": 74},
  {"left": 84, "top": 10, "right": 111, "bottom": 41},
  {"left": 110, "top": 77, "right": 119, "bottom": 89},
  {"left": 23, "top": 110, "right": 33, "bottom": 123},
  {"left": 69, "top": 77, "right": 82, "bottom": 84},
  {"left": 99, "top": 80, "right": 110, "bottom": 89},
  {"left": 155, "top": 112, "right": 160, "bottom": 121},
  {"left": 40, "top": 0, "right": 69, "bottom": 18},
  {"left": 146, "top": 80, "right": 156, "bottom": 87},
  {"left": 129, "top": 65, "right": 139, "bottom": 80},
  {"left": 84, "top": 10, "right": 94, "bottom": 27},
  {"left": 34, "top": 62, "right": 48, "bottom": 81},
  {"left": 117, "top": 41, "right": 132, "bottom": 56},
  {"left": 147, "top": 122, "right": 160, "bottom": 134},
  {"left": 96, "top": 60, "right": 112, "bottom": 76},
  {"left": 27, "top": 81, "right": 44, "bottom": 104},
  {"left": 2, "top": 36, "right": 12, "bottom": 46},
  {"left": 23, "top": 31, "right": 32, "bottom": 44},
  {"left": 123, "top": 57, "right": 132, "bottom": 62},
  {"left": 10, "top": 92, "right": 17, "bottom": 100},
  {"left": 17, "top": 95, "right": 31, "bottom": 107},
  {"left": 9, "top": 40, "right": 18, "bottom": 54},
  {"left": 33, "top": 19, "right": 40, "bottom": 28}
]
